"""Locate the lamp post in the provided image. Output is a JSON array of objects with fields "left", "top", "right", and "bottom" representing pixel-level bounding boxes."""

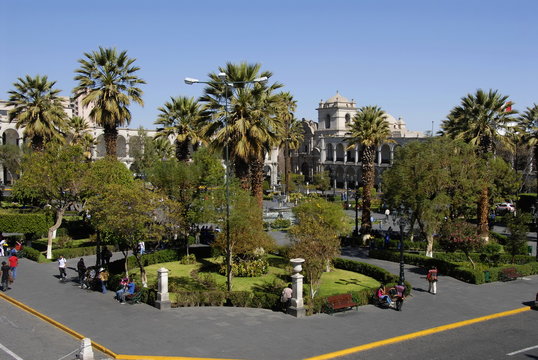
[
  {"left": 398, "top": 208, "right": 407, "bottom": 285},
  {"left": 185, "top": 73, "right": 268, "bottom": 292},
  {"left": 353, "top": 187, "right": 359, "bottom": 237}
]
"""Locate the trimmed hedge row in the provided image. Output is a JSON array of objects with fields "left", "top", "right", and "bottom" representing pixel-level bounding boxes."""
[
  {"left": 172, "top": 290, "right": 280, "bottom": 309},
  {"left": 20, "top": 246, "right": 48, "bottom": 263},
  {"left": 51, "top": 245, "right": 114, "bottom": 259},
  {"left": 0, "top": 211, "right": 51, "bottom": 235},
  {"left": 369, "top": 249, "right": 538, "bottom": 284},
  {"left": 434, "top": 252, "right": 535, "bottom": 265}
]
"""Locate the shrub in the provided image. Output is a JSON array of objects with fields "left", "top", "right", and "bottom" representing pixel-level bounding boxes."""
[
  {"left": 125, "top": 249, "right": 179, "bottom": 270},
  {"left": 250, "top": 291, "right": 280, "bottom": 310},
  {"left": 174, "top": 291, "right": 227, "bottom": 307},
  {"left": 227, "top": 291, "right": 254, "bottom": 307},
  {"left": 0, "top": 210, "right": 52, "bottom": 236},
  {"left": 56, "top": 235, "right": 74, "bottom": 249},
  {"left": 20, "top": 247, "right": 47, "bottom": 263},
  {"left": 51, "top": 245, "right": 112, "bottom": 259},
  {"left": 271, "top": 218, "right": 291, "bottom": 230},
  {"left": 220, "top": 258, "right": 269, "bottom": 277},
  {"left": 180, "top": 254, "right": 197, "bottom": 265}
]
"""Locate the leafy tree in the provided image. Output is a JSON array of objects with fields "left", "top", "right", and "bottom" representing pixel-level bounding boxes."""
[
  {"left": 86, "top": 181, "right": 166, "bottom": 286},
  {"left": 13, "top": 145, "right": 89, "bottom": 259},
  {"left": 7, "top": 75, "right": 67, "bottom": 151},
  {"left": 199, "top": 62, "right": 283, "bottom": 206},
  {"left": 441, "top": 89, "right": 517, "bottom": 240},
  {"left": 313, "top": 171, "right": 331, "bottom": 195},
  {"left": 505, "top": 212, "right": 532, "bottom": 261},
  {"left": 155, "top": 96, "right": 206, "bottom": 161},
  {"left": 520, "top": 104, "right": 538, "bottom": 199},
  {"left": 0, "top": 144, "right": 22, "bottom": 183},
  {"left": 67, "top": 116, "right": 94, "bottom": 158},
  {"left": 130, "top": 128, "right": 174, "bottom": 179},
  {"left": 346, "top": 106, "right": 392, "bottom": 241},
  {"left": 438, "top": 219, "right": 484, "bottom": 268},
  {"left": 289, "top": 198, "right": 349, "bottom": 298},
  {"left": 73, "top": 47, "right": 145, "bottom": 157},
  {"left": 212, "top": 187, "right": 275, "bottom": 290},
  {"left": 383, "top": 138, "right": 484, "bottom": 256}
]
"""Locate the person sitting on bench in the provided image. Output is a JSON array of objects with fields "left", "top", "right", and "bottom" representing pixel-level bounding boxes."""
[
  {"left": 377, "top": 284, "right": 392, "bottom": 306},
  {"left": 116, "top": 276, "right": 135, "bottom": 304}
]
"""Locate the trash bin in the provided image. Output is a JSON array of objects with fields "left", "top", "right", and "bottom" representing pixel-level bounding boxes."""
[{"left": 484, "top": 270, "right": 491, "bottom": 283}]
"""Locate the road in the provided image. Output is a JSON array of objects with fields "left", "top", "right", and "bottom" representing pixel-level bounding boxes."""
[
  {"left": 339, "top": 309, "right": 538, "bottom": 360},
  {"left": 0, "top": 298, "right": 110, "bottom": 360}
]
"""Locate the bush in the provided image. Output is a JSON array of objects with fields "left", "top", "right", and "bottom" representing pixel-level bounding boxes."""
[
  {"left": 51, "top": 245, "right": 113, "bottom": 259},
  {"left": 56, "top": 235, "right": 74, "bottom": 249},
  {"left": 125, "top": 249, "right": 180, "bottom": 270},
  {"left": 0, "top": 210, "right": 52, "bottom": 236},
  {"left": 271, "top": 218, "right": 291, "bottom": 230},
  {"left": 220, "top": 258, "right": 269, "bottom": 277},
  {"left": 173, "top": 291, "right": 227, "bottom": 307},
  {"left": 20, "top": 247, "right": 47, "bottom": 263},
  {"left": 180, "top": 254, "right": 197, "bottom": 265},
  {"left": 227, "top": 291, "right": 253, "bottom": 307}
]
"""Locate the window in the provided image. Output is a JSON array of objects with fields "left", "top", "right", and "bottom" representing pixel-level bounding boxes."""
[{"left": 325, "top": 114, "right": 331, "bottom": 129}]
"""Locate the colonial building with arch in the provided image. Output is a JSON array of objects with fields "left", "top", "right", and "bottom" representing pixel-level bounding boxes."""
[{"left": 290, "top": 92, "right": 425, "bottom": 191}]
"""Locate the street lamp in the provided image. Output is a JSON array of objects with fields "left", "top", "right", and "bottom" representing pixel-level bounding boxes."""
[
  {"left": 185, "top": 72, "right": 268, "bottom": 292},
  {"left": 398, "top": 207, "right": 408, "bottom": 285}
]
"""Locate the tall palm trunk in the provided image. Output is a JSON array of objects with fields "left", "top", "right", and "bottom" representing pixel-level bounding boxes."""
[
  {"left": 104, "top": 124, "right": 118, "bottom": 157},
  {"left": 284, "top": 141, "right": 290, "bottom": 196},
  {"left": 360, "top": 145, "right": 376, "bottom": 242},
  {"left": 478, "top": 186, "right": 489, "bottom": 242},
  {"left": 249, "top": 157, "right": 264, "bottom": 207},
  {"left": 175, "top": 139, "right": 190, "bottom": 161}
]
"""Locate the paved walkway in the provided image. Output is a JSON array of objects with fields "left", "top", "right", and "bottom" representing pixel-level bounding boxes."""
[{"left": 0, "top": 249, "right": 537, "bottom": 360}]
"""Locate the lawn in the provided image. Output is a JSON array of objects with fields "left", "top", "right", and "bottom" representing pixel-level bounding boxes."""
[{"left": 134, "top": 255, "right": 379, "bottom": 296}]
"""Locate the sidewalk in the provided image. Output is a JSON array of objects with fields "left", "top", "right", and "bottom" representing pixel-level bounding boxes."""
[{"left": 0, "top": 250, "right": 536, "bottom": 360}]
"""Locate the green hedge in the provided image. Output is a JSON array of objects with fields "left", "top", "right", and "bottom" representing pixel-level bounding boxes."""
[
  {"left": 20, "top": 247, "right": 48, "bottom": 263},
  {"left": 51, "top": 245, "right": 114, "bottom": 259},
  {"left": 433, "top": 252, "right": 535, "bottom": 265},
  {"left": 172, "top": 290, "right": 280, "bottom": 309},
  {"left": 369, "top": 249, "right": 538, "bottom": 284},
  {"left": 0, "top": 211, "right": 52, "bottom": 235}
]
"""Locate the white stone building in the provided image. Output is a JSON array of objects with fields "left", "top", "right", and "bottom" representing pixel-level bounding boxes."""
[{"left": 290, "top": 92, "right": 426, "bottom": 191}]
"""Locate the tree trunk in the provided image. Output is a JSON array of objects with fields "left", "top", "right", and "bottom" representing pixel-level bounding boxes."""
[
  {"left": 425, "top": 234, "right": 434, "bottom": 258},
  {"left": 234, "top": 158, "right": 250, "bottom": 191},
  {"left": 478, "top": 186, "right": 489, "bottom": 242},
  {"left": 175, "top": 139, "right": 190, "bottom": 162},
  {"left": 46, "top": 207, "right": 67, "bottom": 259},
  {"left": 284, "top": 141, "right": 290, "bottom": 196},
  {"left": 249, "top": 157, "right": 264, "bottom": 208},
  {"left": 103, "top": 124, "right": 118, "bottom": 158},
  {"left": 226, "top": 245, "right": 232, "bottom": 292},
  {"left": 132, "top": 251, "right": 147, "bottom": 287},
  {"left": 360, "top": 146, "right": 375, "bottom": 243}
]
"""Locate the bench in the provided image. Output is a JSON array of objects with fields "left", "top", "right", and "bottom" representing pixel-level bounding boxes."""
[
  {"left": 325, "top": 294, "right": 358, "bottom": 314},
  {"left": 500, "top": 267, "right": 521, "bottom": 282},
  {"left": 125, "top": 290, "right": 143, "bottom": 304}
]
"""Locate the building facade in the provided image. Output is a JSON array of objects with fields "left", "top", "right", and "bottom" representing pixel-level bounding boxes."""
[{"left": 290, "top": 92, "right": 425, "bottom": 191}]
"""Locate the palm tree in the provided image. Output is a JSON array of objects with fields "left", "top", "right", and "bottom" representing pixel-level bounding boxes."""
[
  {"left": 7, "top": 75, "right": 67, "bottom": 151},
  {"left": 275, "top": 92, "right": 303, "bottom": 196},
  {"left": 441, "top": 89, "right": 516, "bottom": 240},
  {"left": 73, "top": 47, "right": 145, "bottom": 157},
  {"left": 520, "top": 104, "right": 538, "bottom": 202},
  {"left": 199, "top": 62, "right": 283, "bottom": 205},
  {"left": 67, "top": 116, "right": 95, "bottom": 158},
  {"left": 154, "top": 96, "right": 206, "bottom": 161},
  {"left": 346, "top": 106, "right": 392, "bottom": 240}
]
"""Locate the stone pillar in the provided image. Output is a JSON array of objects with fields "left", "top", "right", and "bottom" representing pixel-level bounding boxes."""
[
  {"left": 333, "top": 147, "right": 337, "bottom": 164},
  {"left": 78, "top": 338, "right": 94, "bottom": 360},
  {"left": 288, "top": 258, "right": 305, "bottom": 317},
  {"left": 320, "top": 136, "right": 326, "bottom": 163},
  {"left": 155, "top": 267, "right": 171, "bottom": 310},
  {"left": 355, "top": 146, "right": 359, "bottom": 164}
]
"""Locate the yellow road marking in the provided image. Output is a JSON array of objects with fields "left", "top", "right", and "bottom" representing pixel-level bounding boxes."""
[{"left": 304, "top": 306, "right": 532, "bottom": 360}]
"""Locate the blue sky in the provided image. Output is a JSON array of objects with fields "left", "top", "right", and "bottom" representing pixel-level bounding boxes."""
[{"left": 1, "top": 0, "right": 537, "bottom": 133}]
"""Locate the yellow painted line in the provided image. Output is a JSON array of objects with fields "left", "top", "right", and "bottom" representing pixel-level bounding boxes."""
[
  {"left": 304, "top": 306, "right": 532, "bottom": 360},
  {"left": 0, "top": 292, "right": 241, "bottom": 360}
]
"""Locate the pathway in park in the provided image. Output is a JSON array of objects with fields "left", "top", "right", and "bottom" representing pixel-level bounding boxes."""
[{"left": 0, "top": 248, "right": 536, "bottom": 360}]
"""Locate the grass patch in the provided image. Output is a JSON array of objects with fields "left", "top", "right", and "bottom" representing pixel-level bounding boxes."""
[{"left": 317, "top": 268, "right": 380, "bottom": 297}]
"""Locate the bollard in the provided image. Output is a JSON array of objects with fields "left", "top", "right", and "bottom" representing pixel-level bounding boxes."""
[
  {"left": 78, "top": 338, "right": 94, "bottom": 360},
  {"left": 155, "top": 267, "right": 171, "bottom": 310}
]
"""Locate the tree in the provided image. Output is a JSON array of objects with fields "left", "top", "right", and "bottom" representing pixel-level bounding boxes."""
[
  {"left": 346, "top": 106, "right": 392, "bottom": 241},
  {"left": 155, "top": 96, "right": 206, "bottom": 161},
  {"left": 275, "top": 92, "right": 303, "bottom": 195},
  {"left": 13, "top": 145, "right": 89, "bottom": 259},
  {"left": 438, "top": 219, "right": 484, "bottom": 268},
  {"left": 73, "top": 47, "right": 145, "bottom": 157},
  {"left": 7, "top": 75, "right": 67, "bottom": 151},
  {"left": 199, "top": 62, "right": 283, "bottom": 206},
  {"left": 505, "top": 212, "right": 532, "bottom": 261},
  {"left": 212, "top": 187, "right": 275, "bottom": 290},
  {"left": 86, "top": 181, "right": 165, "bottom": 287},
  {"left": 313, "top": 171, "right": 331, "bottom": 195},
  {"left": 383, "top": 138, "right": 484, "bottom": 257},
  {"left": 520, "top": 104, "right": 538, "bottom": 200},
  {"left": 289, "top": 198, "right": 349, "bottom": 298},
  {"left": 67, "top": 116, "right": 94, "bottom": 159},
  {"left": 130, "top": 128, "right": 174, "bottom": 179},
  {"left": 0, "top": 144, "right": 22, "bottom": 183},
  {"left": 441, "top": 89, "right": 517, "bottom": 241}
]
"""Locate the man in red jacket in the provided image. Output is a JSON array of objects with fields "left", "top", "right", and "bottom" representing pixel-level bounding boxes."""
[{"left": 8, "top": 253, "right": 18, "bottom": 280}]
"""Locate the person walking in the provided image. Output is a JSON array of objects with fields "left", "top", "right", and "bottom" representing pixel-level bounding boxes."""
[
  {"left": 58, "top": 255, "right": 67, "bottom": 281},
  {"left": 8, "top": 253, "right": 18, "bottom": 280},
  {"left": 385, "top": 208, "right": 390, "bottom": 222},
  {"left": 1, "top": 261, "right": 11, "bottom": 291},
  {"left": 427, "top": 266, "right": 438, "bottom": 294},
  {"left": 77, "top": 258, "right": 86, "bottom": 287}
]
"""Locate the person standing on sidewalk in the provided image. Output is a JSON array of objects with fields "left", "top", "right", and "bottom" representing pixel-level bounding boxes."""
[
  {"left": 427, "top": 266, "right": 438, "bottom": 294},
  {"left": 98, "top": 267, "right": 109, "bottom": 294},
  {"left": 1, "top": 261, "right": 11, "bottom": 291},
  {"left": 8, "top": 253, "right": 18, "bottom": 280},
  {"left": 77, "top": 258, "right": 86, "bottom": 287},
  {"left": 58, "top": 255, "right": 67, "bottom": 281}
]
